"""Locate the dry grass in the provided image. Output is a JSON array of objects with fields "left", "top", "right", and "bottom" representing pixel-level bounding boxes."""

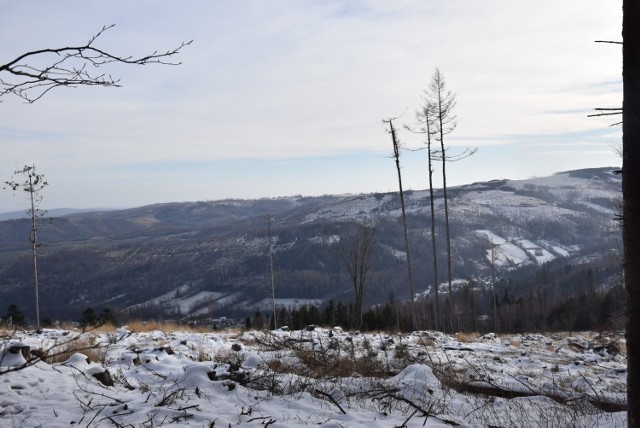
[
  {"left": 0, "top": 327, "right": 15, "bottom": 339},
  {"left": 89, "top": 323, "right": 119, "bottom": 333},
  {"left": 124, "top": 321, "right": 211, "bottom": 333},
  {"left": 54, "top": 322, "right": 81, "bottom": 331},
  {"left": 3, "top": 321, "right": 239, "bottom": 336},
  {"left": 456, "top": 332, "right": 480, "bottom": 343},
  {"left": 267, "top": 347, "right": 387, "bottom": 379},
  {"left": 43, "top": 337, "right": 109, "bottom": 364}
]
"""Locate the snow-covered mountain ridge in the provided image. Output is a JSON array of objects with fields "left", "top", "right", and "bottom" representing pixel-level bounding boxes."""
[{"left": 0, "top": 167, "right": 621, "bottom": 321}]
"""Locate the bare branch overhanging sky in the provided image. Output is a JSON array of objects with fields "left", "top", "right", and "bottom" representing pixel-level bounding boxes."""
[{"left": 0, "top": 1, "right": 622, "bottom": 212}]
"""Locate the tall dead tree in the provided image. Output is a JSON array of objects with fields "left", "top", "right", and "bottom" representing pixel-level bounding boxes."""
[
  {"left": 384, "top": 118, "right": 417, "bottom": 330},
  {"left": 623, "top": 1, "right": 640, "bottom": 425},
  {"left": 428, "top": 69, "right": 456, "bottom": 327},
  {"left": 424, "top": 68, "right": 476, "bottom": 331},
  {"left": 412, "top": 101, "right": 441, "bottom": 329},
  {"left": 4, "top": 165, "right": 48, "bottom": 330},
  {"left": 0, "top": 24, "right": 191, "bottom": 103},
  {"left": 490, "top": 244, "right": 499, "bottom": 334},
  {"left": 266, "top": 214, "right": 277, "bottom": 330},
  {"left": 338, "top": 223, "right": 376, "bottom": 330}
]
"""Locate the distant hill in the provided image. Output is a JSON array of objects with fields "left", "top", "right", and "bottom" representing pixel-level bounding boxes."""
[
  {"left": 0, "top": 167, "right": 622, "bottom": 322},
  {"left": 0, "top": 207, "right": 112, "bottom": 221}
]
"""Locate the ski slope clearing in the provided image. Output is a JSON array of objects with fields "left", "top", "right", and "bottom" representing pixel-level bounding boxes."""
[
  {"left": 475, "top": 229, "right": 570, "bottom": 268},
  {"left": 1, "top": 327, "right": 626, "bottom": 427}
]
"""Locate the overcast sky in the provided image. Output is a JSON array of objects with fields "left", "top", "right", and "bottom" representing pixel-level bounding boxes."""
[{"left": 0, "top": 1, "right": 622, "bottom": 212}]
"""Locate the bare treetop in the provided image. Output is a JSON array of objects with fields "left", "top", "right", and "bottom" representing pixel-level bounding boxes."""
[
  {"left": 0, "top": 24, "right": 192, "bottom": 103},
  {"left": 426, "top": 68, "right": 457, "bottom": 139}
]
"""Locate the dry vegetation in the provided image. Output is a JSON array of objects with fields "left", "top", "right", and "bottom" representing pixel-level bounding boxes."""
[
  {"left": 123, "top": 320, "right": 234, "bottom": 334},
  {"left": 1, "top": 325, "right": 627, "bottom": 427},
  {"left": 42, "top": 337, "right": 108, "bottom": 364}
]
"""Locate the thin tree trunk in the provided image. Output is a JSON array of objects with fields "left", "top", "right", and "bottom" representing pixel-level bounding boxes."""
[
  {"left": 338, "top": 224, "right": 375, "bottom": 330},
  {"left": 623, "top": 1, "right": 640, "bottom": 425},
  {"left": 5, "top": 165, "right": 47, "bottom": 331},
  {"left": 267, "top": 214, "right": 277, "bottom": 330},
  {"left": 28, "top": 170, "right": 40, "bottom": 331},
  {"left": 427, "top": 127, "right": 440, "bottom": 330},
  {"left": 386, "top": 119, "right": 416, "bottom": 330},
  {"left": 491, "top": 244, "right": 498, "bottom": 334},
  {"left": 437, "top": 95, "right": 454, "bottom": 332}
]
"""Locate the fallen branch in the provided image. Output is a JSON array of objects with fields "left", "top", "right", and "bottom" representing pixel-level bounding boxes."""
[{"left": 314, "top": 389, "right": 347, "bottom": 415}]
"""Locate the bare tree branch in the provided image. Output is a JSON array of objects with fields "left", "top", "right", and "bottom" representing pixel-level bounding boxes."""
[
  {"left": 0, "top": 24, "right": 192, "bottom": 103},
  {"left": 588, "top": 108, "right": 622, "bottom": 116},
  {"left": 336, "top": 223, "right": 376, "bottom": 329},
  {"left": 313, "top": 389, "right": 347, "bottom": 414}
]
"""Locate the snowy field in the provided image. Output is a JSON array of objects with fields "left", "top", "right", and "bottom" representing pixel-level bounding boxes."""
[{"left": 1, "top": 326, "right": 627, "bottom": 427}]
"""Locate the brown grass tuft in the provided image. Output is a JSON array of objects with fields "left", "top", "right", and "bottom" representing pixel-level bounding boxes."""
[
  {"left": 124, "top": 321, "right": 211, "bottom": 333},
  {"left": 267, "top": 347, "right": 387, "bottom": 379},
  {"left": 457, "top": 332, "right": 480, "bottom": 343},
  {"left": 43, "top": 337, "right": 108, "bottom": 364}
]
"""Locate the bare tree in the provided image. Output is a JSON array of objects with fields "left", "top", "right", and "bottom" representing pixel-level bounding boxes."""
[
  {"left": 413, "top": 98, "right": 441, "bottom": 330},
  {"left": 384, "top": 118, "right": 416, "bottom": 330},
  {"left": 429, "top": 69, "right": 456, "bottom": 328},
  {"left": 266, "top": 214, "right": 277, "bottom": 330},
  {"left": 623, "top": 1, "right": 640, "bottom": 425},
  {"left": 424, "top": 68, "right": 476, "bottom": 331},
  {"left": 337, "top": 223, "right": 376, "bottom": 330},
  {"left": 490, "top": 244, "right": 499, "bottom": 334},
  {"left": 4, "top": 165, "right": 48, "bottom": 330},
  {"left": 0, "top": 24, "right": 191, "bottom": 103}
]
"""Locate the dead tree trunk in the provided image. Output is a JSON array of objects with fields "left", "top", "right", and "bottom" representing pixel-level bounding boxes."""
[
  {"left": 417, "top": 103, "right": 441, "bottom": 330},
  {"left": 385, "top": 118, "right": 416, "bottom": 330},
  {"left": 623, "top": 1, "right": 640, "bottom": 425},
  {"left": 338, "top": 224, "right": 376, "bottom": 330},
  {"left": 427, "top": 132, "right": 440, "bottom": 330},
  {"left": 431, "top": 69, "right": 457, "bottom": 331},
  {"left": 267, "top": 214, "right": 277, "bottom": 330},
  {"left": 4, "top": 165, "right": 48, "bottom": 330},
  {"left": 28, "top": 174, "right": 40, "bottom": 330}
]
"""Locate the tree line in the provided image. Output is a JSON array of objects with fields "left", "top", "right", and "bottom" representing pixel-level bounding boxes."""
[{"left": 244, "top": 268, "right": 624, "bottom": 334}]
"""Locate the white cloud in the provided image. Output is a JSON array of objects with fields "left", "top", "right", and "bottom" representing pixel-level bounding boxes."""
[{"left": 0, "top": 0, "right": 623, "bottom": 210}]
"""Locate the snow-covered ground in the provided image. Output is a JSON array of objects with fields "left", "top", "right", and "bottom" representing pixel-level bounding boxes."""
[
  {"left": 1, "top": 327, "right": 626, "bottom": 427},
  {"left": 476, "top": 229, "right": 572, "bottom": 268}
]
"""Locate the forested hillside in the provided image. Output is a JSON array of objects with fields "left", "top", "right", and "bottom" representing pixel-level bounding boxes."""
[{"left": 0, "top": 167, "right": 622, "bottom": 331}]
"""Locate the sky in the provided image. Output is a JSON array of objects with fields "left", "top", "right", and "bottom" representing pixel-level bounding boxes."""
[{"left": 0, "top": 1, "right": 622, "bottom": 212}]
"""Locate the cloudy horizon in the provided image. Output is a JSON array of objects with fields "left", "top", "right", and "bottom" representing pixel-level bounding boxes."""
[{"left": 0, "top": 1, "right": 622, "bottom": 212}]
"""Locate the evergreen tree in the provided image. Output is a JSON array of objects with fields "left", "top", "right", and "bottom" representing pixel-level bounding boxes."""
[
  {"left": 323, "top": 300, "right": 336, "bottom": 326},
  {"left": 278, "top": 307, "right": 289, "bottom": 328},
  {"left": 252, "top": 309, "right": 265, "bottom": 330},
  {"left": 3, "top": 304, "right": 27, "bottom": 328},
  {"left": 100, "top": 308, "right": 118, "bottom": 326},
  {"left": 78, "top": 307, "right": 99, "bottom": 328}
]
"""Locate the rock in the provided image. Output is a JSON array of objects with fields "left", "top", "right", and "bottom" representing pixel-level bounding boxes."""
[
  {"left": 8, "top": 343, "right": 30, "bottom": 361},
  {"left": 154, "top": 346, "right": 174, "bottom": 355},
  {"left": 93, "top": 370, "right": 114, "bottom": 387},
  {"left": 30, "top": 348, "right": 46, "bottom": 361}
]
